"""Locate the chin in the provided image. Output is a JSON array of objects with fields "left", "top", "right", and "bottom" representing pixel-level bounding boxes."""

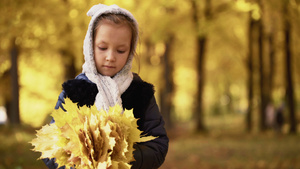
[{"left": 99, "top": 72, "right": 116, "bottom": 77}]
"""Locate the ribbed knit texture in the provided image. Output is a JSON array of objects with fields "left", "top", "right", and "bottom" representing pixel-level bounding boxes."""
[{"left": 82, "top": 4, "right": 138, "bottom": 111}]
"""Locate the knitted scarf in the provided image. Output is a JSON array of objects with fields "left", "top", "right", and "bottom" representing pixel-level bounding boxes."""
[{"left": 82, "top": 4, "right": 138, "bottom": 111}]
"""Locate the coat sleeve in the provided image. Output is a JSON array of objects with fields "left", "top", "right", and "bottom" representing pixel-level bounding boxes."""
[
  {"left": 43, "top": 74, "right": 92, "bottom": 169},
  {"left": 42, "top": 91, "right": 67, "bottom": 169},
  {"left": 131, "top": 96, "right": 169, "bottom": 169}
]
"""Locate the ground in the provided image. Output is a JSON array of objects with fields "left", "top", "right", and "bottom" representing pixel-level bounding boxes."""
[
  {"left": 0, "top": 122, "right": 299, "bottom": 169},
  {"left": 161, "top": 129, "right": 300, "bottom": 169}
]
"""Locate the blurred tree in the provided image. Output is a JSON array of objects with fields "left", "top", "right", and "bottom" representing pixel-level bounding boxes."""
[
  {"left": 267, "top": 21, "right": 275, "bottom": 104},
  {"left": 1, "top": 0, "right": 299, "bottom": 131},
  {"left": 257, "top": 0, "right": 268, "bottom": 131},
  {"left": 57, "top": 0, "right": 97, "bottom": 80},
  {"left": 246, "top": 12, "right": 256, "bottom": 132},
  {"left": 283, "top": 0, "right": 297, "bottom": 134},
  {"left": 0, "top": 0, "right": 27, "bottom": 125},
  {"left": 265, "top": 0, "right": 277, "bottom": 131},
  {"left": 60, "top": 0, "right": 78, "bottom": 80},
  {"left": 8, "top": 39, "right": 20, "bottom": 124},
  {"left": 190, "top": 0, "right": 211, "bottom": 132},
  {"left": 160, "top": 35, "right": 175, "bottom": 129},
  {"left": 129, "top": 0, "right": 183, "bottom": 129},
  {"left": 0, "top": 0, "right": 72, "bottom": 126}
]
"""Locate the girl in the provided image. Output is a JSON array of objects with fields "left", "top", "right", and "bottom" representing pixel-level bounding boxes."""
[{"left": 43, "top": 4, "right": 169, "bottom": 169}]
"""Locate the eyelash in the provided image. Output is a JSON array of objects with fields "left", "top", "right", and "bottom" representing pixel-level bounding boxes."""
[
  {"left": 98, "top": 47, "right": 126, "bottom": 54},
  {"left": 98, "top": 47, "right": 107, "bottom": 50},
  {"left": 117, "top": 50, "right": 125, "bottom": 54}
]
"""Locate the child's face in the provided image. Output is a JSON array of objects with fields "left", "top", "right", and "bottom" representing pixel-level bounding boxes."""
[{"left": 93, "top": 20, "right": 132, "bottom": 77}]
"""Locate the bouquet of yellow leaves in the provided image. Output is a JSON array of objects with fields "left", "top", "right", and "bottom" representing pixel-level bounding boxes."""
[{"left": 30, "top": 98, "right": 156, "bottom": 169}]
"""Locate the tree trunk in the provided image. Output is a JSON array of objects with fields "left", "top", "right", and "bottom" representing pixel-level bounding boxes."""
[
  {"left": 268, "top": 32, "right": 275, "bottom": 101},
  {"left": 257, "top": 0, "right": 268, "bottom": 131},
  {"left": 9, "top": 39, "right": 20, "bottom": 125},
  {"left": 258, "top": 24, "right": 267, "bottom": 131},
  {"left": 195, "top": 37, "right": 207, "bottom": 132},
  {"left": 60, "top": 49, "right": 77, "bottom": 80},
  {"left": 61, "top": 1, "right": 77, "bottom": 80},
  {"left": 160, "top": 36, "right": 175, "bottom": 129},
  {"left": 191, "top": 0, "right": 211, "bottom": 132},
  {"left": 246, "top": 13, "right": 255, "bottom": 132},
  {"left": 283, "top": 0, "right": 297, "bottom": 134}
]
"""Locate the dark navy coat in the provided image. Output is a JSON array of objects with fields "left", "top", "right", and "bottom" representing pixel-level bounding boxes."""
[{"left": 43, "top": 73, "right": 169, "bottom": 169}]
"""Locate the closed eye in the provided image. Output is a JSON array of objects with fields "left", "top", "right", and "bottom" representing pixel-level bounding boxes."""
[
  {"left": 117, "top": 50, "right": 126, "bottom": 54},
  {"left": 98, "top": 47, "right": 107, "bottom": 51}
]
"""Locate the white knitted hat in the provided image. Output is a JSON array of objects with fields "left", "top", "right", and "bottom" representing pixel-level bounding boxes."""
[
  {"left": 81, "top": 4, "right": 138, "bottom": 111},
  {"left": 82, "top": 4, "right": 138, "bottom": 76}
]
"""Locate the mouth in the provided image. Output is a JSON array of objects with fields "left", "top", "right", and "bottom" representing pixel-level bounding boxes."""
[{"left": 103, "top": 65, "right": 115, "bottom": 69}]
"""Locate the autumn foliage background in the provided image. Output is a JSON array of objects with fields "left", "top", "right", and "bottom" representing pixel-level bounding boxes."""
[{"left": 0, "top": 0, "right": 300, "bottom": 168}]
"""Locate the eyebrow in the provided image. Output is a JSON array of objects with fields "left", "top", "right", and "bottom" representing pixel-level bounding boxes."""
[{"left": 95, "top": 41, "right": 129, "bottom": 48}]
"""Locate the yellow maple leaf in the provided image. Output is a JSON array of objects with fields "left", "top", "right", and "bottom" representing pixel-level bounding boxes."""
[{"left": 30, "top": 98, "right": 156, "bottom": 169}]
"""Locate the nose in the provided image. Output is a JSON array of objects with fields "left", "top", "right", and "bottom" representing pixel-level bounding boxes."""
[{"left": 106, "top": 50, "right": 116, "bottom": 62}]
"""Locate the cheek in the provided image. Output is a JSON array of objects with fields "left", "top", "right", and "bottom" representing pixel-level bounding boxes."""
[
  {"left": 94, "top": 53, "right": 103, "bottom": 65},
  {"left": 121, "top": 54, "right": 130, "bottom": 65}
]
